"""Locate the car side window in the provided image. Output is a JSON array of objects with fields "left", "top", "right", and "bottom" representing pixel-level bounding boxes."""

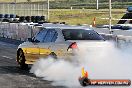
[
  {"left": 44, "top": 29, "right": 58, "bottom": 43},
  {"left": 33, "top": 29, "right": 48, "bottom": 43},
  {"left": 51, "top": 30, "right": 58, "bottom": 42}
]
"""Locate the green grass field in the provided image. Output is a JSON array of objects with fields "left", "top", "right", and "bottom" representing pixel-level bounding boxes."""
[{"left": 49, "top": 9, "right": 126, "bottom": 25}]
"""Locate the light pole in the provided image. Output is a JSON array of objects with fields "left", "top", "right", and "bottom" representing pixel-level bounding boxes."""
[
  {"left": 96, "top": 0, "right": 99, "bottom": 10},
  {"left": 109, "top": 0, "right": 112, "bottom": 34},
  {"left": 14, "top": 0, "right": 16, "bottom": 15},
  {"left": 47, "top": 0, "right": 49, "bottom": 21},
  {"left": 30, "top": 2, "right": 32, "bottom": 16},
  {"left": 7, "top": 3, "right": 10, "bottom": 14},
  {"left": 2, "top": 3, "right": 5, "bottom": 14},
  {"left": 27, "top": 0, "right": 31, "bottom": 16},
  {"left": 37, "top": 3, "right": 39, "bottom": 16}
]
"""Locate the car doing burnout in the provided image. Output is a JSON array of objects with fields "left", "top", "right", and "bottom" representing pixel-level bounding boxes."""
[{"left": 17, "top": 24, "right": 105, "bottom": 69}]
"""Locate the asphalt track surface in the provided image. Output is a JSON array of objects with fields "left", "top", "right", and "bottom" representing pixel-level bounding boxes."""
[{"left": 0, "top": 40, "right": 64, "bottom": 88}]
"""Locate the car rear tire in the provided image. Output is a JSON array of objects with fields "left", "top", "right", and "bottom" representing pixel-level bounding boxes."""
[{"left": 17, "top": 49, "right": 28, "bottom": 69}]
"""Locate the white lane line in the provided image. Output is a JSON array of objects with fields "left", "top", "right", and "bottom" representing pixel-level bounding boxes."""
[{"left": 2, "top": 56, "right": 13, "bottom": 60}]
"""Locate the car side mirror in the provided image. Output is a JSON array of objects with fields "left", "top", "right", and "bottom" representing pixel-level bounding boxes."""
[{"left": 27, "top": 38, "right": 33, "bottom": 42}]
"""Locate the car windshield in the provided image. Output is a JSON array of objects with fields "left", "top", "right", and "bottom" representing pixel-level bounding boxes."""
[{"left": 62, "top": 29, "right": 104, "bottom": 40}]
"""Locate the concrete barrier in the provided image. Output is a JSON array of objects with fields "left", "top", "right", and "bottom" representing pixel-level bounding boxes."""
[{"left": 0, "top": 23, "right": 40, "bottom": 41}]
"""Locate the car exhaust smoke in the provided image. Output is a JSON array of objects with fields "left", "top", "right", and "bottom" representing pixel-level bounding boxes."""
[{"left": 30, "top": 41, "right": 132, "bottom": 88}]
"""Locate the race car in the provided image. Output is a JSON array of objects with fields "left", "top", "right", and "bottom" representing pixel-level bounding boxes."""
[{"left": 17, "top": 24, "right": 105, "bottom": 69}]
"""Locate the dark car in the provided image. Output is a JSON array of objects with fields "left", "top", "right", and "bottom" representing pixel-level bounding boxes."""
[
  {"left": 111, "top": 25, "right": 123, "bottom": 29},
  {"left": 122, "top": 26, "right": 132, "bottom": 30},
  {"left": 127, "top": 6, "right": 132, "bottom": 12},
  {"left": 111, "top": 24, "right": 132, "bottom": 30}
]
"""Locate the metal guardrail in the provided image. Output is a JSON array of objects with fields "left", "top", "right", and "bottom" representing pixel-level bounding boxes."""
[
  {"left": 97, "top": 29, "right": 132, "bottom": 48},
  {"left": 95, "top": 28, "right": 132, "bottom": 36}
]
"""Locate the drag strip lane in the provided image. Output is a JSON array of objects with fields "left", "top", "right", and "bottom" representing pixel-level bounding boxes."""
[
  {"left": 2, "top": 56, "right": 13, "bottom": 60},
  {"left": 0, "top": 41, "right": 64, "bottom": 88}
]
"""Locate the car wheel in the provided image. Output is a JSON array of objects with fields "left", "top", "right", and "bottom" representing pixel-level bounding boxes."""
[
  {"left": 49, "top": 52, "right": 57, "bottom": 59},
  {"left": 17, "top": 49, "right": 28, "bottom": 69}
]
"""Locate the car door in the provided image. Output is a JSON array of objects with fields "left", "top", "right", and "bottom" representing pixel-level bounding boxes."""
[
  {"left": 25, "top": 29, "right": 48, "bottom": 62},
  {"left": 39, "top": 29, "right": 58, "bottom": 58},
  {"left": 25, "top": 43, "right": 39, "bottom": 63}
]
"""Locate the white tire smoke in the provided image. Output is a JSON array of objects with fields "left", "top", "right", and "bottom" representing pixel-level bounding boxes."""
[{"left": 30, "top": 41, "right": 132, "bottom": 88}]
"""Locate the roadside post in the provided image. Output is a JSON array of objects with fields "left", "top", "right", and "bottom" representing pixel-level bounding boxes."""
[
  {"left": 96, "top": 0, "right": 99, "bottom": 10},
  {"left": 109, "top": 0, "right": 112, "bottom": 34},
  {"left": 30, "top": 25, "right": 34, "bottom": 39},
  {"left": 47, "top": 0, "right": 49, "bottom": 21}
]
